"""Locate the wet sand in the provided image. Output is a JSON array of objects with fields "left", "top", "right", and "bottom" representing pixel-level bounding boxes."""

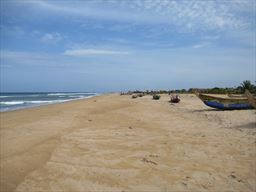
[{"left": 0, "top": 94, "right": 255, "bottom": 191}]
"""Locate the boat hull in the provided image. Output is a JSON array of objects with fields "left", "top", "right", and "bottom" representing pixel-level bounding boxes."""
[
  {"left": 203, "top": 100, "right": 252, "bottom": 110},
  {"left": 197, "top": 93, "right": 253, "bottom": 110}
]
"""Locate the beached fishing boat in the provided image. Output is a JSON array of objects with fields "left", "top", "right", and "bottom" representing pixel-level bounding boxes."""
[
  {"left": 195, "top": 92, "right": 254, "bottom": 110},
  {"left": 170, "top": 95, "right": 180, "bottom": 103},
  {"left": 228, "top": 93, "right": 256, "bottom": 98},
  {"left": 227, "top": 93, "right": 245, "bottom": 98},
  {"left": 245, "top": 90, "right": 256, "bottom": 109}
]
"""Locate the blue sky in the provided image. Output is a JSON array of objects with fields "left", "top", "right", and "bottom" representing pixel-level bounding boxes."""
[{"left": 0, "top": 0, "right": 255, "bottom": 92}]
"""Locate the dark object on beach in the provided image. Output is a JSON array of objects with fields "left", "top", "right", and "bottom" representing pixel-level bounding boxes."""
[
  {"left": 152, "top": 94, "right": 160, "bottom": 100},
  {"left": 132, "top": 95, "right": 138, "bottom": 99},
  {"left": 195, "top": 91, "right": 254, "bottom": 110},
  {"left": 170, "top": 95, "right": 180, "bottom": 103},
  {"left": 138, "top": 93, "right": 144, "bottom": 97},
  {"left": 141, "top": 157, "right": 157, "bottom": 165}
]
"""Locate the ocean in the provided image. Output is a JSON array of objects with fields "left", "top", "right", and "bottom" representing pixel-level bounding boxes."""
[{"left": 0, "top": 92, "right": 98, "bottom": 112}]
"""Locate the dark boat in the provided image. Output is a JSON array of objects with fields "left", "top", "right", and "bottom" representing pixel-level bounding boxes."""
[
  {"left": 195, "top": 92, "right": 254, "bottom": 110},
  {"left": 170, "top": 95, "right": 180, "bottom": 103}
]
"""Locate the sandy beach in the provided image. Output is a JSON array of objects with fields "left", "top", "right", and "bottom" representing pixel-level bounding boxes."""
[{"left": 0, "top": 94, "right": 255, "bottom": 192}]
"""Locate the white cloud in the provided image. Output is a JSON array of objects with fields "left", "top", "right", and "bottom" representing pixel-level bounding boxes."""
[
  {"left": 40, "top": 32, "right": 62, "bottom": 44},
  {"left": 192, "top": 42, "right": 210, "bottom": 49},
  {"left": 63, "top": 49, "right": 130, "bottom": 56},
  {"left": 0, "top": 49, "right": 131, "bottom": 68},
  {"left": 24, "top": 0, "right": 253, "bottom": 32}
]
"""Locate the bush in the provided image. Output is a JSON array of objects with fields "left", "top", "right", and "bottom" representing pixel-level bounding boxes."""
[
  {"left": 132, "top": 95, "right": 138, "bottom": 99},
  {"left": 152, "top": 94, "right": 160, "bottom": 100}
]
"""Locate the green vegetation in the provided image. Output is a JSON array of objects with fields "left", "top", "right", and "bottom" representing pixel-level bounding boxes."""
[
  {"left": 121, "top": 80, "right": 256, "bottom": 95},
  {"left": 152, "top": 94, "right": 161, "bottom": 100},
  {"left": 238, "top": 80, "right": 255, "bottom": 93},
  {"left": 193, "top": 80, "right": 256, "bottom": 94}
]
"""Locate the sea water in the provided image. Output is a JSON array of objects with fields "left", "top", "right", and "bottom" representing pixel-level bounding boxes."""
[{"left": 0, "top": 92, "right": 98, "bottom": 112}]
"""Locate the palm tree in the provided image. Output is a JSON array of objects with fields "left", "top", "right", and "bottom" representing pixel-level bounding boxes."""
[{"left": 239, "top": 80, "right": 254, "bottom": 92}]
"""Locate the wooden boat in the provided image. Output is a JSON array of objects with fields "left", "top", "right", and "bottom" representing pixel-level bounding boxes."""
[
  {"left": 245, "top": 90, "right": 256, "bottom": 109},
  {"left": 170, "top": 95, "right": 180, "bottom": 103},
  {"left": 195, "top": 92, "right": 254, "bottom": 110},
  {"left": 227, "top": 94, "right": 245, "bottom": 98}
]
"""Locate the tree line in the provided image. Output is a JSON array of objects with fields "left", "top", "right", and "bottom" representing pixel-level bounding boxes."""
[{"left": 121, "top": 80, "right": 256, "bottom": 95}]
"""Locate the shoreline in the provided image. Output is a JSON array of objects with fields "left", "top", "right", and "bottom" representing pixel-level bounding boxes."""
[
  {"left": 0, "top": 93, "right": 102, "bottom": 113},
  {"left": 1, "top": 94, "right": 255, "bottom": 191}
]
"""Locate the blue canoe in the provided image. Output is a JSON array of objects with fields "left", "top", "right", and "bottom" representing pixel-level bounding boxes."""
[{"left": 196, "top": 93, "right": 253, "bottom": 110}]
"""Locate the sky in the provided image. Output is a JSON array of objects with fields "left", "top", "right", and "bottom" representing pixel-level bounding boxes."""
[{"left": 0, "top": 0, "right": 255, "bottom": 92}]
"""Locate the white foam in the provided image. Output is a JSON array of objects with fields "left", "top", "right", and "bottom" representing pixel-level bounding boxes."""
[
  {"left": 0, "top": 101, "right": 25, "bottom": 105},
  {"left": 47, "top": 93, "right": 97, "bottom": 96},
  {"left": 47, "top": 93, "right": 66, "bottom": 96},
  {"left": 28, "top": 100, "right": 68, "bottom": 104},
  {"left": 0, "top": 100, "right": 68, "bottom": 105},
  {"left": 0, "top": 94, "right": 99, "bottom": 112}
]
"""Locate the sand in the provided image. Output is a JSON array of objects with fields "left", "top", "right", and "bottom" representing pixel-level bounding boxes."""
[{"left": 0, "top": 94, "right": 255, "bottom": 192}]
